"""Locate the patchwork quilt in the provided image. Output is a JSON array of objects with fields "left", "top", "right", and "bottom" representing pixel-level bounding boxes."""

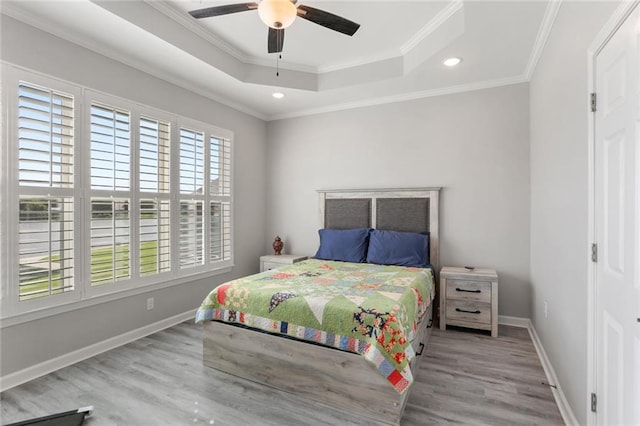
[{"left": 195, "top": 259, "right": 434, "bottom": 393}]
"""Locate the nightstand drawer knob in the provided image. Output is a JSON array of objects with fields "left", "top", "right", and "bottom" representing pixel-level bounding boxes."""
[
  {"left": 455, "top": 308, "right": 482, "bottom": 314},
  {"left": 456, "top": 288, "right": 482, "bottom": 293}
]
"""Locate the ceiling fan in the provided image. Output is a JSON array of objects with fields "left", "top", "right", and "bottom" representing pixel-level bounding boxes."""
[{"left": 188, "top": 0, "right": 361, "bottom": 54}]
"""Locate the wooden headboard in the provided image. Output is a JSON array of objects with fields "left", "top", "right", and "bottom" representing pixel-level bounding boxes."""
[{"left": 317, "top": 188, "right": 441, "bottom": 273}]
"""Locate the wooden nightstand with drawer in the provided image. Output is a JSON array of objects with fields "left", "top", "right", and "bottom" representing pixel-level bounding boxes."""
[
  {"left": 439, "top": 266, "right": 498, "bottom": 337},
  {"left": 260, "top": 254, "right": 308, "bottom": 272}
]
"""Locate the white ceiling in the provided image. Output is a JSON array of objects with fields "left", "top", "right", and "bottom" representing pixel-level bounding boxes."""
[{"left": 1, "top": 1, "right": 558, "bottom": 121}]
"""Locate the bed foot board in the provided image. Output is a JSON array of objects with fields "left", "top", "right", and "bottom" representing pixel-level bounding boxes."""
[
  {"left": 203, "top": 321, "right": 408, "bottom": 425},
  {"left": 202, "top": 304, "right": 432, "bottom": 425}
]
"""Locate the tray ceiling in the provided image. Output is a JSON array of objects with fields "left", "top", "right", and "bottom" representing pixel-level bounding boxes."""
[{"left": 1, "top": 1, "right": 556, "bottom": 120}]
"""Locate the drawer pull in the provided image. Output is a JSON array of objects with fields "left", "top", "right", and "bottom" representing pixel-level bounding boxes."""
[
  {"left": 416, "top": 342, "right": 425, "bottom": 356},
  {"left": 456, "top": 288, "right": 481, "bottom": 293},
  {"left": 456, "top": 308, "right": 481, "bottom": 314}
]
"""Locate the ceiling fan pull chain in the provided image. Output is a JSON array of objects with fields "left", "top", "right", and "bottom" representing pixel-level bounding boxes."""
[{"left": 276, "top": 28, "right": 282, "bottom": 77}]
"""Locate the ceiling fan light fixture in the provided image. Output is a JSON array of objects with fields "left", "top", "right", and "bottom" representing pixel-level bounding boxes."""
[{"left": 258, "top": 0, "right": 297, "bottom": 29}]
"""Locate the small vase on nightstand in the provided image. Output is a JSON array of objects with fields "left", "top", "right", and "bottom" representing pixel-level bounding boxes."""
[{"left": 272, "top": 236, "right": 284, "bottom": 255}]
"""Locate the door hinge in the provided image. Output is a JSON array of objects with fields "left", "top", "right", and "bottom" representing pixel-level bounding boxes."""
[
  {"left": 591, "top": 392, "right": 597, "bottom": 412},
  {"left": 591, "top": 243, "right": 598, "bottom": 263},
  {"left": 591, "top": 93, "right": 597, "bottom": 112}
]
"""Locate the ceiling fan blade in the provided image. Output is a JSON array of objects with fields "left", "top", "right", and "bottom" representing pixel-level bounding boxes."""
[
  {"left": 189, "top": 2, "right": 258, "bottom": 19},
  {"left": 296, "top": 5, "right": 360, "bottom": 36},
  {"left": 268, "top": 28, "right": 285, "bottom": 53}
]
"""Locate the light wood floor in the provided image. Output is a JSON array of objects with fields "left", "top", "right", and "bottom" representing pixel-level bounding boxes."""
[{"left": 1, "top": 323, "right": 564, "bottom": 425}]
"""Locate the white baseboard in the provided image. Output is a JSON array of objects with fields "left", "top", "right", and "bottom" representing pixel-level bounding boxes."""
[
  {"left": 498, "top": 315, "right": 530, "bottom": 328},
  {"left": 0, "top": 309, "right": 196, "bottom": 392},
  {"left": 498, "top": 315, "right": 577, "bottom": 425},
  {"left": 527, "top": 321, "right": 579, "bottom": 426}
]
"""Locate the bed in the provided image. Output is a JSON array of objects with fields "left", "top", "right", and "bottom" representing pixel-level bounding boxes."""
[{"left": 196, "top": 188, "right": 440, "bottom": 425}]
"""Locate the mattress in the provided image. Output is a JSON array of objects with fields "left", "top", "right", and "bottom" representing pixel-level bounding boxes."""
[{"left": 196, "top": 259, "right": 435, "bottom": 393}]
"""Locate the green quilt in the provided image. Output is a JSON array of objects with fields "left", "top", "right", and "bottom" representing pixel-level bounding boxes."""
[{"left": 195, "top": 259, "right": 434, "bottom": 393}]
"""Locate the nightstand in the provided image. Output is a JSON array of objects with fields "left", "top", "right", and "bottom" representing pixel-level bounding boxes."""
[
  {"left": 260, "top": 254, "right": 308, "bottom": 272},
  {"left": 439, "top": 266, "right": 498, "bottom": 337}
]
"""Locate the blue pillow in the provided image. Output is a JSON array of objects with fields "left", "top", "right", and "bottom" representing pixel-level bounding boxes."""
[
  {"left": 314, "top": 228, "right": 371, "bottom": 263},
  {"left": 366, "top": 230, "right": 429, "bottom": 267}
]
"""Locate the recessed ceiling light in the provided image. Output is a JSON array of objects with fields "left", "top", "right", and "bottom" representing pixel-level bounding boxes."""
[
  {"left": 272, "top": 92, "right": 285, "bottom": 99},
  {"left": 443, "top": 57, "right": 462, "bottom": 67}
]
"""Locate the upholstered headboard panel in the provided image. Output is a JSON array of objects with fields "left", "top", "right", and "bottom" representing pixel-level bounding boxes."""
[
  {"left": 376, "top": 198, "right": 429, "bottom": 233},
  {"left": 318, "top": 188, "right": 441, "bottom": 272},
  {"left": 324, "top": 199, "right": 372, "bottom": 229}
]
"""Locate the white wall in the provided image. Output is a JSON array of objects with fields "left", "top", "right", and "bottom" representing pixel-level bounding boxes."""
[
  {"left": 529, "top": 2, "right": 620, "bottom": 423},
  {"left": 0, "top": 16, "right": 267, "bottom": 376},
  {"left": 266, "top": 83, "right": 531, "bottom": 318}
]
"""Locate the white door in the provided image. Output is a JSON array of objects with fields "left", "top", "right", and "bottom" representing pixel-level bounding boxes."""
[{"left": 594, "top": 4, "right": 639, "bottom": 425}]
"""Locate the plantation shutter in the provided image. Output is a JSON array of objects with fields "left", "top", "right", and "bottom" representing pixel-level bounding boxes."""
[
  {"left": 89, "top": 103, "right": 131, "bottom": 285},
  {"left": 18, "top": 83, "right": 74, "bottom": 188},
  {"left": 209, "top": 137, "right": 231, "bottom": 262},
  {"left": 139, "top": 116, "right": 171, "bottom": 276},
  {"left": 17, "top": 82, "right": 75, "bottom": 300},
  {"left": 139, "top": 117, "right": 170, "bottom": 193},
  {"left": 90, "top": 104, "right": 130, "bottom": 191},
  {"left": 179, "top": 128, "right": 205, "bottom": 269},
  {"left": 179, "top": 128, "right": 204, "bottom": 195},
  {"left": 5, "top": 67, "right": 235, "bottom": 318}
]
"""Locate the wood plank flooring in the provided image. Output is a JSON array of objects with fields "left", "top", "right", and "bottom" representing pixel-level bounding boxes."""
[{"left": 1, "top": 323, "right": 564, "bottom": 425}]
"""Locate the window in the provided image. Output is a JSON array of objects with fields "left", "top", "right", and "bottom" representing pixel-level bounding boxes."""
[
  {"left": 139, "top": 116, "right": 171, "bottom": 277},
  {"left": 178, "top": 126, "right": 233, "bottom": 269},
  {"left": 1, "top": 66, "right": 234, "bottom": 318},
  {"left": 17, "top": 81, "right": 76, "bottom": 301},
  {"left": 209, "top": 136, "right": 232, "bottom": 262},
  {"left": 89, "top": 103, "right": 132, "bottom": 287},
  {"left": 179, "top": 128, "right": 205, "bottom": 269}
]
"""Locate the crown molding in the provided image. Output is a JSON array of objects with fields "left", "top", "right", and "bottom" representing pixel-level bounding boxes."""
[
  {"left": 267, "top": 74, "right": 528, "bottom": 121},
  {"left": 588, "top": 0, "right": 639, "bottom": 55},
  {"left": 400, "top": 0, "right": 464, "bottom": 55},
  {"left": 524, "top": 0, "right": 562, "bottom": 80},
  {"left": 317, "top": 0, "right": 463, "bottom": 75},
  {"left": 145, "top": 0, "right": 250, "bottom": 63}
]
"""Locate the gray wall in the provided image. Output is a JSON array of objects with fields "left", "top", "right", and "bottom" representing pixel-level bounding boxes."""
[
  {"left": 529, "top": 2, "right": 620, "bottom": 423},
  {"left": 0, "top": 16, "right": 267, "bottom": 375},
  {"left": 266, "top": 83, "right": 531, "bottom": 318}
]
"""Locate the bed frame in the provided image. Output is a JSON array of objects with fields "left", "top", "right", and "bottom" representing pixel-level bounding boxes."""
[{"left": 203, "top": 188, "right": 441, "bottom": 425}]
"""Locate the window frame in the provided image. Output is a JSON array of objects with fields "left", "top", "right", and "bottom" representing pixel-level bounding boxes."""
[
  {"left": 2, "top": 66, "right": 84, "bottom": 316},
  {"left": 1, "top": 64, "right": 234, "bottom": 321},
  {"left": 177, "top": 117, "right": 234, "bottom": 275}
]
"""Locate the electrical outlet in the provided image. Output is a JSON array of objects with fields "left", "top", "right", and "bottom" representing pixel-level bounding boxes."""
[
  {"left": 543, "top": 301, "right": 548, "bottom": 319},
  {"left": 147, "top": 297, "right": 154, "bottom": 311}
]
